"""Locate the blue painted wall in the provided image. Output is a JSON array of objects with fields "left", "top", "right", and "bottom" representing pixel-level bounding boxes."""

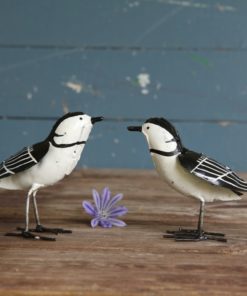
[{"left": 0, "top": 0, "right": 247, "bottom": 170}]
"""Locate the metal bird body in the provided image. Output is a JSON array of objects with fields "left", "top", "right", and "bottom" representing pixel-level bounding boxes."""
[
  {"left": 151, "top": 152, "right": 241, "bottom": 204},
  {"left": 0, "top": 143, "right": 83, "bottom": 190},
  {"left": 142, "top": 120, "right": 241, "bottom": 203},
  {"left": 2, "top": 112, "right": 103, "bottom": 241},
  {"left": 128, "top": 117, "right": 246, "bottom": 242}
]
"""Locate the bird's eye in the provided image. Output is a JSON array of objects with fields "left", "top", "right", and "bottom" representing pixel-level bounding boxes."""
[
  {"left": 147, "top": 126, "right": 150, "bottom": 130},
  {"left": 79, "top": 117, "right": 83, "bottom": 120}
]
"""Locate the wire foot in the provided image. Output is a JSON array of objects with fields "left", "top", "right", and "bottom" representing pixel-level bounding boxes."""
[
  {"left": 164, "top": 228, "right": 227, "bottom": 242},
  {"left": 6, "top": 230, "right": 56, "bottom": 241},
  {"left": 17, "top": 224, "right": 72, "bottom": 234}
]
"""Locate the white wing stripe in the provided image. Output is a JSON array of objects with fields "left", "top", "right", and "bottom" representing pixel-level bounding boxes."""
[
  {"left": 216, "top": 171, "right": 231, "bottom": 181},
  {"left": 0, "top": 171, "right": 10, "bottom": 177},
  {"left": 9, "top": 159, "right": 35, "bottom": 171},
  {"left": 7, "top": 148, "right": 30, "bottom": 160},
  {"left": 191, "top": 157, "right": 207, "bottom": 173},
  {"left": 197, "top": 157, "right": 227, "bottom": 173},
  {"left": 222, "top": 174, "right": 247, "bottom": 188},
  {"left": 194, "top": 167, "right": 247, "bottom": 190},
  {"left": 220, "top": 179, "right": 247, "bottom": 190},
  {"left": 0, "top": 146, "right": 38, "bottom": 178},
  {"left": 7, "top": 156, "right": 33, "bottom": 169},
  {"left": 6, "top": 151, "right": 30, "bottom": 164},
  {"left": 194, "top": 167, "right": 219, "bottom": 177},
  {"left": 27, "top": 146, "right": 38, "bottom": 163},
  {"left": 6, "top": 147, "right": 34, "bottom": 161},
  {"left": 200, "top": 159, "right": 247, "bottom": 187},
  {"left": 205, "top": 158, "right": 230, "bottom": 171},
  {"left": 3, "top": 162, "right": 14, "bottom": 175},
  {"left": 6, "top": 150, "right": 25, "bottom": 160},
  {"left": 199, "top": 163, "right": 227, "bottom": 175}
]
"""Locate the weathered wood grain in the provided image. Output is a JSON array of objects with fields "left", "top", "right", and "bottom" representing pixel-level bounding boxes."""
[{"left": 0, "top": 169, "right": 247, "bottom": 296}]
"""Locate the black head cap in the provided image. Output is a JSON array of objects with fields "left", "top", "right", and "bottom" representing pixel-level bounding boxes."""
[
  {"left": 145, "top": 117, "right": 183, "bottom": 151},
  {"left": 47, "top": 112, "right": 84, "bottom": 140}
]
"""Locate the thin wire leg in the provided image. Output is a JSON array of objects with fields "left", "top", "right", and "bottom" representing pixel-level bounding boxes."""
[
  {"left": 197, "top": 200, "right": 204, "bottom": 233},
  {"left": 32, "top": 189, "right": 41, "bottom": 226},
  {"left": 6, "top": 185, "right": 56, "bottom": 241},
  {"left": 25, "top": 189, "right": 32, "bottom": 232},
  {"left": 164, "top": 200, "right": 227, "bottom": 242},
  {"left": 18, "top": 188, "right": 72, "bottom": 234}
]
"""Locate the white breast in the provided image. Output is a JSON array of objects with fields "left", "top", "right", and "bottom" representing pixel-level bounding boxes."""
[
  {"left": 33, "top": 143, "right": 85, "bottom": 183},
  {"left": 151, "top": 153, "right": 241, "bottom": 203}
]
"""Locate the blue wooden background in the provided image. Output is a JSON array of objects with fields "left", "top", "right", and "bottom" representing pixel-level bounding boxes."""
[{"left": 0, "top": 0, "right": 247, "bottom": 170}]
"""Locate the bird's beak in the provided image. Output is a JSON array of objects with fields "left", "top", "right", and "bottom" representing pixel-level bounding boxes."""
[
  {"left": 127, "top": 126, "right": 142, "bottom": 132},
  {"left": 91, "top": 116, "right": 104, "bottom": 124}
]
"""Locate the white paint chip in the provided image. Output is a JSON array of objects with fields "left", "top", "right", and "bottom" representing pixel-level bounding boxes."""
[
  {"left": 62, "top": 77, "right": 101, "bottom": 96},
  {"left": 137, "top": 73, "right": 150, "bottom": 88},
  {"left": 218, "top": 121, "right": 232, "bottom": 127},
  {"left": 137, "top": 73, "right": 151, "bottom": 95},
  {"left": 141, "top": 88, "right": 149, "bottom": 95},
  {"left": 64, "top": 81, "right": 82, "bottom": 94}
]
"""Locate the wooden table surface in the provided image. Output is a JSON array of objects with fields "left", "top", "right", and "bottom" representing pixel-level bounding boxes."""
[{"left": 0, "top": 169, "right": 247, "bottom": 296}]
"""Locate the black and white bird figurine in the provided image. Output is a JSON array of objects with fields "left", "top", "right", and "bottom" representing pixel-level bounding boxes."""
[
  {"left": 1, "top": 112, "right": 103, "bottom": 241},
  {"left": 128, "top": 117, "right": 247, "bottom": 242}
]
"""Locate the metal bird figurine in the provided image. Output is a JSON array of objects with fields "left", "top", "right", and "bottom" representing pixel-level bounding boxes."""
[
  {"left": 128, "top": 117, "right": 247, "bottom": 242},
  {"left": 1, "top": 112, "right": 103, "bottom": 241}
]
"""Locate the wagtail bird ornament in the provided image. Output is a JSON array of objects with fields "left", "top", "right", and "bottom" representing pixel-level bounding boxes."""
[
  {"left": 128, "top": 118, "right": 247, "bottom": 242},
  {"left": 2, "top": 112, "right": 103, "bottom": 241}
]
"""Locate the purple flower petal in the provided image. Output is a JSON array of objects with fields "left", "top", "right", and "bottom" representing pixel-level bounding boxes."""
[
  {"left": 99, "top": 220, "right": 113, "bottom": 228},
  {"left": 92, "top": 189, "right": 101, "bottom": 210},
  {"left": 106, "top": 193, "right": 123, "bottom": 210},
  {"left": 82, "top": 201, "right": 96, "bottom": 216},
  {"left": 91, "top": 218, "right": 99, "bottom": 228},
  {"left": 109, "top": 206, "right": 128, "bottom": 217},
  {"left": 108, "top": 218, "right": 127, "bottom": 227},
  {"left": 101, "top": 187, "right": 111, "bottom": 209}
]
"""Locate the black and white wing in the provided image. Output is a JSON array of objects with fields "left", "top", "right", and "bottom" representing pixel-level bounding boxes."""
[
  {"left": 178, "top": 150, "right": 247, "bottom": 194},
  {"left": 0, "top": 141, "right": 49, "bottom": 179}
]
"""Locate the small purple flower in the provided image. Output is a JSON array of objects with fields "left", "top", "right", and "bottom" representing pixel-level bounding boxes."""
[{"left": 82, "top": 187, "right": 128, "bottom": 228}]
